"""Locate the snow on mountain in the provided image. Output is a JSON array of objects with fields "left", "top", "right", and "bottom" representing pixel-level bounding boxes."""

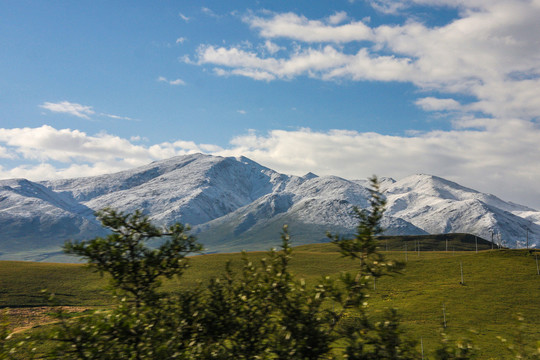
[
  {"left": 0, "top": 179, "right": 106, "bottom": 255},
  {"left": 512, "top": 211, "right": 540, "bottom": 226},
  {"left": 43, "top": 154, "right": 288, "bottom": 226},
  {"left": 195, "top": 173, "right": 425, "bottom": 252},
  {"left": 1, "top": 155, "right": 539, "bottom": 261},
  {"left": 384, "top": 175, "right": 540, "bottom": 248}
]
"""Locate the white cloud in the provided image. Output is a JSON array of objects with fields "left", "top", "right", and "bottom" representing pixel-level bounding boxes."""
[
  {"left": 169, "top": 79, "right": 186, "bottom": 85},
  {"left": 40, "top": 101, "right": 135, "bottom": 121},
  {"left": 100, "top": 113, "right": 136, "bottom": 121},
  {"left": 237, "top": 110, "right": 247, "bottom": 115},
  {"left": 130, "top": 135, "right": 148, "bottom": 142},
  {"left": 230, "top": 69, "right": 276, "bottom": 81},
  {"left": 0, "top": 146, "right": 14, "bottom": 159},
  {"left": 179, "top": 12, "right": 190, "bottom": 22},
  {"left": 263, "top": 40, "right": 282, "bottom": 55},
  {"left": 367, "top": 0, "right": 408, "bottom": 14},
  {"left": 0, "top": 125, "right": 222, "bottom": 180},
  {"left": 328, "top": 11, "right": 348, "bottom": 25},
  {"left": 196, "top": 45, "right": 411, "bottom": 81},
  {"left": 245, "top": 12, "right": 373, "bottom": 43},
  {"left": 0, "top": 126, "right": 149, "bottom": 163},
  {"left": 176, "top": 37, "right": 186, "bottom": 44},
  {"left": 0, "top": 162, "right": 131, "bottom": 182},
  {"left": 40, "top": 101, "right": 95, "bottom": 119},
  {"left": 158, "top": 76, "right": 186, "bottom": 86},
  {"left": 201, "top": 7, "right": 219, "bottom": 18},
  {"left": 415, "top": 97, "right": 461, "bottom": 111}
]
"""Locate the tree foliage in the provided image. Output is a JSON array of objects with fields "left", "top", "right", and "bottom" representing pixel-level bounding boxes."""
[
  {"left": 48, "top": 178, "right": 419, "bottom": 359},
  {"left": 0, "top": 313, "right": 12, "bottom": 360}
]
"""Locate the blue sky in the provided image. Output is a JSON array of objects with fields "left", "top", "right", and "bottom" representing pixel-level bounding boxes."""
[{"left": 1, "top": 0, "right": 540, "bottom": 209}]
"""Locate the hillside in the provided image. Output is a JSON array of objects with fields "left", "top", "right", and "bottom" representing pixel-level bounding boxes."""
[{"left": 1, "top": 241, "right": 539, "bottom": 359}]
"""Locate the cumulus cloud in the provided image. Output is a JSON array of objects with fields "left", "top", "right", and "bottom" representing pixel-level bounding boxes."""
[
  {"left": 0, "top": 125, "right": 222, "bottom": 180},
  {"left": 176, "top": 37, "right": 186, "bottom": 44},
  {"left": 194, "top": 45, "right": 414, "bottom": 82},
  {"left": 244, "top": 12, "right": 373, "bottom": 43}
]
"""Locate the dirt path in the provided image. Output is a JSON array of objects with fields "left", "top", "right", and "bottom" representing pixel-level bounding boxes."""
[{"left": 3, "top": 306, "right": 89, "bottom": 333}]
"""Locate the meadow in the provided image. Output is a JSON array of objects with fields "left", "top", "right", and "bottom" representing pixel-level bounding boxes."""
[{"left": 1, "top": 236, "right": 539, "bottom": 359}]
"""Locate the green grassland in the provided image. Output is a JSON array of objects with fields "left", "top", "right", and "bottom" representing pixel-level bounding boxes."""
[{"left": 1, "top": 236, "right": 539, "bottom": 359}]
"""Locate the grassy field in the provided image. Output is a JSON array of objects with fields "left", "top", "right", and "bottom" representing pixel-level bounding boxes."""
[{"left": 1, "top": 237, "right": 539, "bottom": 359}]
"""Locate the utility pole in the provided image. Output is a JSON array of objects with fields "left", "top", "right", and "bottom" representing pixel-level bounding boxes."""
[
  {"left": 491, "top": 231, "right": 494, "bottom": 249},
  {"left": 475, "top": 236, "right": 478, "bottom": 254},
  {"left": 526, "top": 228, "right": 529, "bottom": 249},
  {"left": 443, "top": 303, "right": 447, "bottom": 328},
  {"left": 405, "top": 244, "right": 408, "bottom": 262}
]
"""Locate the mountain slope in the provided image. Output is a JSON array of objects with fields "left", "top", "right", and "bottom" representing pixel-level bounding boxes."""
[
  {"left": 42, "top": 154, "right": 288, "bottom": 226},
  {"left": 0, "top": 179, "right": 106, "bottom": 255},
  {"left": 195, "top": 174, "right": 427, "bottom": 253},
  {"left": 383, "top": 175, "right": 540, "bottom": 248}
]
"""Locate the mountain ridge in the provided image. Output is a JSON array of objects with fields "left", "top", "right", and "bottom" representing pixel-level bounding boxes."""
[{"left": 1, "top": 153, "right": 538, "bottom": 261}]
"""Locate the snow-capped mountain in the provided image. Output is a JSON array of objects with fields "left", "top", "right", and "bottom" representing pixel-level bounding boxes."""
[
  {"left": 0, "top": 154, "right": 538, "bottom": 261},
  {"left": 382, "top": 175, "right": 539, "bottom": 248}
]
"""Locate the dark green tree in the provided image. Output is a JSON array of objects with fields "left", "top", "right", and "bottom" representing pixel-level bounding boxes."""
[
  {"left": 327, "top": 176, "right": 416, "bottom": 359},
  {"left": 64, "top": 208, "right": 202, "bottom": 306},
  {"left": 53, "top": 208, "right": 202, "bottom": 359}
]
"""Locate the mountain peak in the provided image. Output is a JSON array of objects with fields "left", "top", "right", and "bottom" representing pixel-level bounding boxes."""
[{"left": 302, "top": 172, "right": 318, "bottom": 180}]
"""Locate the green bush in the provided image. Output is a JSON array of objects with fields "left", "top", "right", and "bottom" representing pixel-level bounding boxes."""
[{"left": 44, "top": 177, "right": 418, "bottom": 359}]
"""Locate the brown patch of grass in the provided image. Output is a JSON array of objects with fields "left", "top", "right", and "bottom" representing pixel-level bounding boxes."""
[{"left": 4, "top": 306, "right": 88, "bottom": 333}]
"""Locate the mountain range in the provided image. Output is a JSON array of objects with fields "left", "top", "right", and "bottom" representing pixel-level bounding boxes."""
[{"left": 1, "top": 153, "right": 538, "bottom": 262}]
